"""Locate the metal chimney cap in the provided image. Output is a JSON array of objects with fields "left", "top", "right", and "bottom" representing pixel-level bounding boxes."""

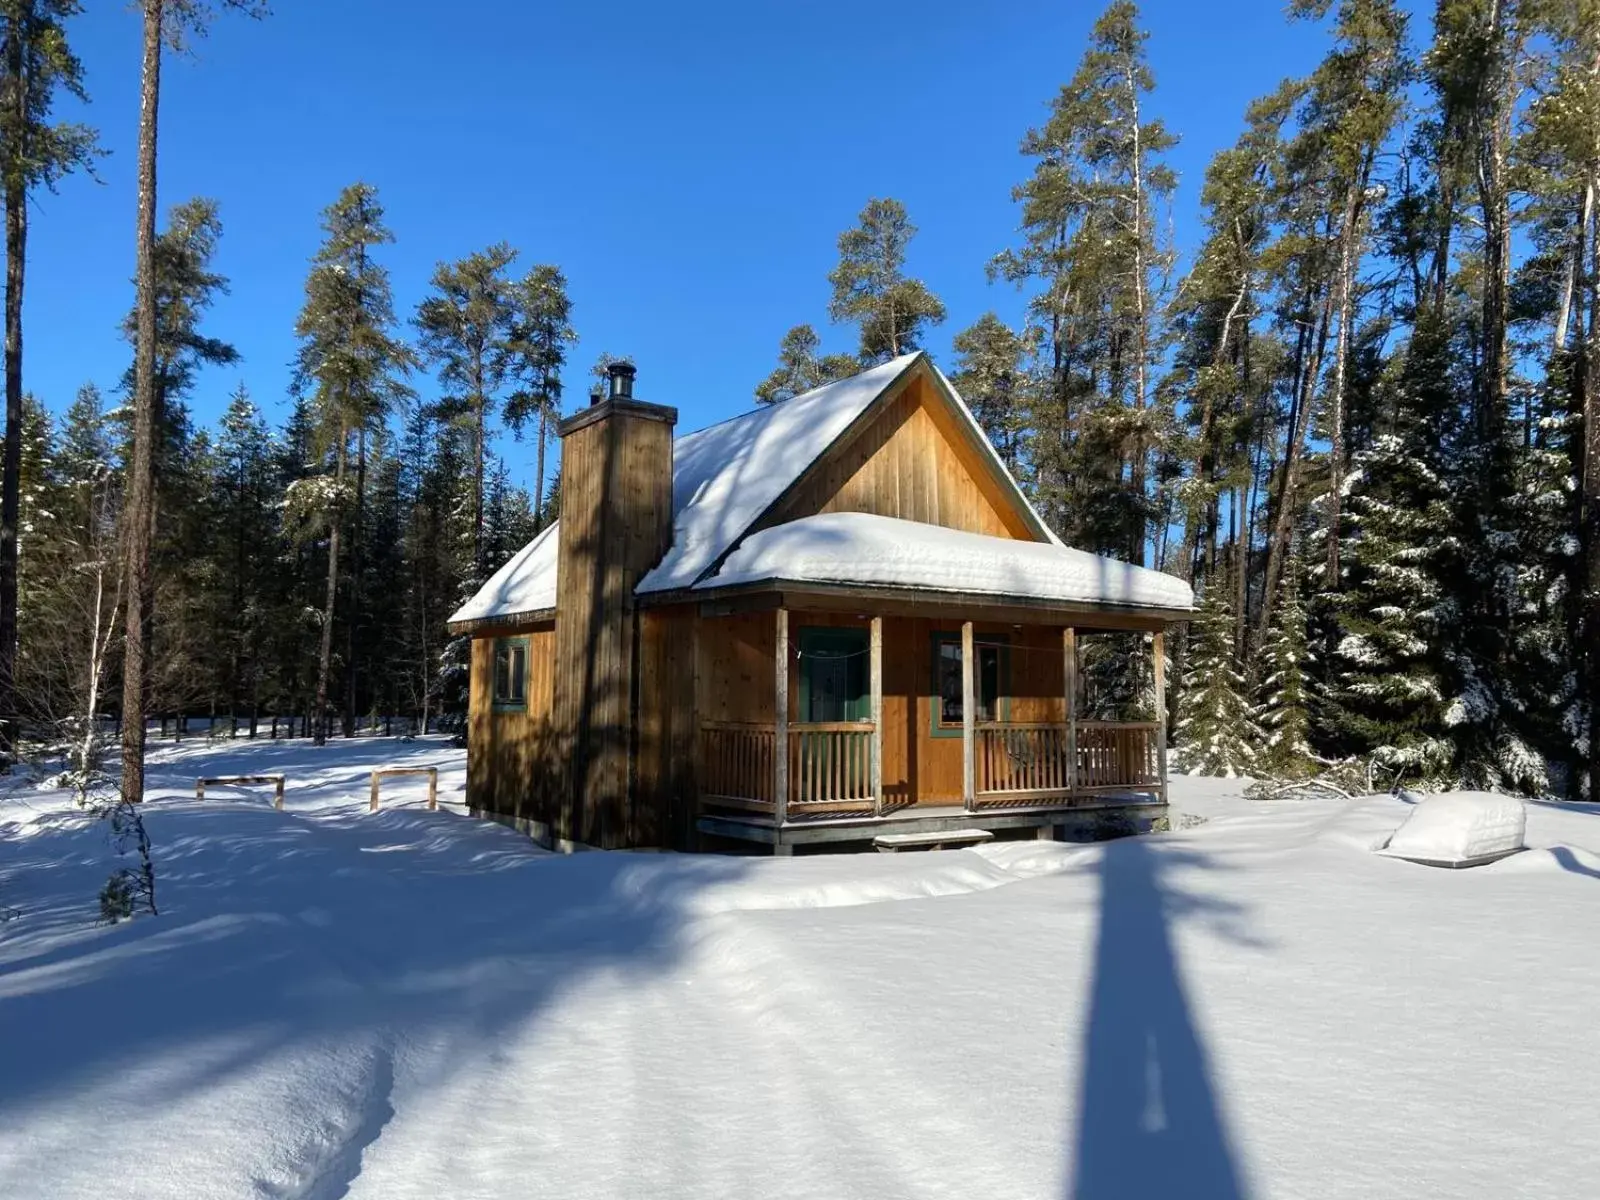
[{"left": 607, "top": 361, "right": 637, "bottom": 400}]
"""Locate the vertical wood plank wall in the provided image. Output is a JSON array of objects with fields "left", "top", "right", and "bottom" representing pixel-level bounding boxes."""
[
  {"left": 467, "top": 624, "right": 557, "bottom": 821},
  {"left": 760, "top": 375, "right": 1036, "bottom": 542}
]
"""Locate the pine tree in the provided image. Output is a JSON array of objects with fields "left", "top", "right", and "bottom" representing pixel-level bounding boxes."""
[
  {"left": 415, "top": 242, "right": 516, "bottom": 579},
  {"left": 1329, "top": 318, "right": 1458, "bottom": 786},
  {"left": 992, "top": 0, "right": 1175, "bottom": 561},
  {"left": 212, "top": 384, "right": 276, "bottom": 733},
  {"left": 827, "top": 198, "right": 945, "bottom": 364},
  {"left": 0, "top": 0, "right": 96, "bottom": 758},
  {"left": 950, "top": 314, "right": 1029, "bottom": 474},
  {"left": 1256, "top": 552, "right": 1316, "bottom": 777},
  {"left": 754, "top": 324, "right": 858, "bottom": 405},
  {"left": 292, "top": 182, "right": 413, "bottom": 744},
  {"left": 1174, "top": 577, "right": 1258, "bottom": 777},
  {"left": 503, "top": 263, "right": 575, "bottom": 531}
]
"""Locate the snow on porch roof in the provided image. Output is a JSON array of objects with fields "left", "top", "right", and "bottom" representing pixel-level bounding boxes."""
[{"left": 700, "top": 512, "right": 1195, "bottom": 611}]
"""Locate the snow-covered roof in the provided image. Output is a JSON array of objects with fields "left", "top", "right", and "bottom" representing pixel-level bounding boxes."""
[
  {"left": 701, "top": 512, "right": 1193, "bottom": 611},
  {"left": 449, "top": 521, "right": 559, "bottom": 626},
  {"left": 636, "top": 354, "right": 923, "bottom": 592},
  {"left": 448, "top": 353, "right": 1158, "bottom": 628}
]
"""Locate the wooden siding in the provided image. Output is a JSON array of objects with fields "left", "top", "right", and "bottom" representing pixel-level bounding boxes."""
[
  {"left": 550, "top": 399, "right": 676, "bottom": 847},
  {"left": 636, "top": 605, "right": 700, "bottom": 848},
  {"left": 761, "top": 372, "right": 1037, "bottom": 542},
  {"left": 467, "top": 623, "right": 557, "bottom": 821}
]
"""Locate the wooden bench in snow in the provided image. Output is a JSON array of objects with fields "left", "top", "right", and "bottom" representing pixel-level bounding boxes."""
[
  {"left": 369, "top": 767, "right": 438, "bottom": 812},
  {"left": 873, "top": 829, "right": 994, "bottom": 853},
  {"left": 195, "top": 775, "right": 285, "bottom": 810}
]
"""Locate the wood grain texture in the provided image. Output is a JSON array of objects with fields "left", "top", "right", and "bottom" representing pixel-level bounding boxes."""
[{"left": 761, "top": 373, "right": 1036, "bottom": 542}]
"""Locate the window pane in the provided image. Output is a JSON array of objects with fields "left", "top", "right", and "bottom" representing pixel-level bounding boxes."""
[
  {"left": 493, "top": 647, "right": 511, "bottom": 700},
  {"left": 938, "top": 641, "right": 962, "bottom": 725},
  {"left": 979, "top": 646, "right": 1000, "bottom": 722},
  {"left": 511, "top": 647, "right": 527, "bottom": 702}
]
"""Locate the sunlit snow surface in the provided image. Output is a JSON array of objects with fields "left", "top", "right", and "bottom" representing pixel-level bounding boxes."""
[{"left": 3, "top": 741, "right": 1597, "bottom": 1199}]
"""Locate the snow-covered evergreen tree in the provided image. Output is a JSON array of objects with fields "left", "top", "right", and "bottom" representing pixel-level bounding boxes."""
[
  {"left": 1175, "top": 576, "right": 1258, "bottom": 776},
  {"left": 1329, "top": 321, "right": 1456, "bottom": 786},
  {"left": 1256, "top": 551, "right": 1315, "bottom": 777}
]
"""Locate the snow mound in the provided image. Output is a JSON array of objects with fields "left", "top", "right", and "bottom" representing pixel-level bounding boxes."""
[
  {"left": 609, "top": 845, "right": 1078, "bottom": 916},
  {"left": 1378, "top": 792, "right": 1526, "bottom": 866}
]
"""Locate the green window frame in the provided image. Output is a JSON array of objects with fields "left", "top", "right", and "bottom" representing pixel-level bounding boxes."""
[
  {"left": 930, "top": 631, "right": 1008, "bottom": 738},
  {"left": 492, "top": 636, "right": 529, "bottom": 711},
  {"left": 797, "top": 627, "right": 870, "bottom": 723}
]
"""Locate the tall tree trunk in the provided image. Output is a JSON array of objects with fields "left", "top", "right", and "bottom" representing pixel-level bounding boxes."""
[
  {"left": 1126, "top": 57, "right": 1151, "bottom": 565},
  {"left": 1324, "top": 173, "right": 1369, "bottom": 585},
  {"left": 533, "top": 410, "right": 548, "bottom": 532},
  {"left": 0, "top": 21, "right": 24, "bottom": 761},
  {"left": 1585, "top": 200, "right": 1600, "bottom": 801},
  {"left": 342, "top": 426, "right": 366, "bottom": 738},
  {"left": 1257, "top": 280, "right": 1334, "bottom": 649},
  {"left": 313, "top": 425, "right": 347, "bottom": 747},
  {"left": 121, "top": 0, "right": 163, "bottom": 804}
]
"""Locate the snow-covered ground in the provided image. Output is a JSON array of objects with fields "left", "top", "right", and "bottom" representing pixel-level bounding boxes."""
[{"left": 3, "top": 738, "right": 1598, "bottom": 1199}]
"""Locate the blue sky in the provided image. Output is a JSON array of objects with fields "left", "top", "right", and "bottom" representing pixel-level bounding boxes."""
[{"left": 27, "top": 0, "right": 1418, "bottom": 491}]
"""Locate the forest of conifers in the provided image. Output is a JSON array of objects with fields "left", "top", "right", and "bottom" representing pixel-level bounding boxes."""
[{"left": 2, "top": 0, "right": 1598, "bottom": 801}]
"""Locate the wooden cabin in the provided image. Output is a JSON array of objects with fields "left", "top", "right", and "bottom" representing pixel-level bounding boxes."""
[{"left": 449, "top": 353, "right": 1193, "bottom": 853}]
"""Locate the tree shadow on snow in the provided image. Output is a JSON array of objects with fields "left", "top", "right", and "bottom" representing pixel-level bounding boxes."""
[
  {"left": 0, "top": 796, "right": 754, "bottom": 1194},
  {"left": 1068, "top": 836, "right": 1253, "bottom": 1200}
]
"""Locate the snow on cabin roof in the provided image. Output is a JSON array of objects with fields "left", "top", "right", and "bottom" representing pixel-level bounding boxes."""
[
  {"left": 635, "top": 353, "right": 924, "bottom": 592},
  {"left": 701, "top": 512, "right": 1195, "bottom": 611},
  {"left": 448, "top": 521, "right": 559, "bottom": 626},
  {"left": 449, "top": 353, "right": 1083, "bottom": 627}
]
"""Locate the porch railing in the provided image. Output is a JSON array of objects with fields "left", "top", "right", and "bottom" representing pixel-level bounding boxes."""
[
  {"left": 1076, "top": 721, "right": 1160, "bottom": 791},
  {"left": 699, "top": 720, "right": 876, "bottom": 815},
  {"left": 788, "top": 722, "right": 875, "bottom": 813},
  {"left": 700, "top": 721, "right": 776, "bottom": 810},
  {"left": 976, "top": 720, "right": 1160, "bottom": 803},
  {"left": 704, "top": 718, "right": 1161, "bottom": 817}
]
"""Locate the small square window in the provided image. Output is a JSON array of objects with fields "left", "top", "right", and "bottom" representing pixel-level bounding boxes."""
[{"left": 493, "top": 638, "right": 528, "bottom": 709}]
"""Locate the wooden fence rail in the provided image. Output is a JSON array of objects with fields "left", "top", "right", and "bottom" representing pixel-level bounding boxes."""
[
  {"left": 369, "top": 767, "right": 439, "bottom": 812},
  {"left": 195, "top": 775, "right": 286, "bottom": 810}
]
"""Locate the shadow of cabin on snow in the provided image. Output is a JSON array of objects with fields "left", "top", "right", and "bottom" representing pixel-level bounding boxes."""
[{"left": 449, "top": 355, "right": 1195, "bottom": 853}]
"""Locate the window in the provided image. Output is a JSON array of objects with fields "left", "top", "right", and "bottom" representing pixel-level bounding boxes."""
[
  {"left": 931, "top": 632, "right": 1006, "bottom": 736},
  {"left": 492, "top": 637, "right": 529, "bottom": 710},
  {"left": 798, "top": 628, "right": 869, "bottom": 722}
]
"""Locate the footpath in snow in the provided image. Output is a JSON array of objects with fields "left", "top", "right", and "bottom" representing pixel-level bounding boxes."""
[{"left": 2, "top": 737, "right": 1599, "bottom": 1199}]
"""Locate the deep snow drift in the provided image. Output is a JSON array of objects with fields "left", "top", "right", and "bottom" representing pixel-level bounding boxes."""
[{"left": 3, "top": 739, "right": 1598, "bottom": 1199}]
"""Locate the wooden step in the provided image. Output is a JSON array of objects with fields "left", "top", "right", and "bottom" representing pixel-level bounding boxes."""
[{"left": 873, "top": 829, "right": 995, "bottom": 853}]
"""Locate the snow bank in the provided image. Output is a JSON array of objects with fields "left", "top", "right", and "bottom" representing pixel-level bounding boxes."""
[
  {"left": 702, "top": 512, "right": 1195, "bottom": 609},
  {"left": 1379, "top": 792, "right": 1527, "bottom": 866}
]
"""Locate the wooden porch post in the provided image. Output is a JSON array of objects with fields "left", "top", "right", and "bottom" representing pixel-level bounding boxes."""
[
  {"left": 1152, "top": 629, "right": 1169, "bottom": 804},
  {"left": 870, "top": 615, "right": 883, "bottom": 816},
  {"left": 1064, "top": 626, "right": 1078, "bottom": 796},
  {"left": 961, "top": 620, "right": 975, "bottom": 810},
  {"left": 775, "top": 607, "right": 790, "bottom": 831}
]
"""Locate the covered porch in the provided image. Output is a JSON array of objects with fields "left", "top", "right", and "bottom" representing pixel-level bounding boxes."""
[{"left": 690, "top": 592, "right": 1172, "bottom": 853}]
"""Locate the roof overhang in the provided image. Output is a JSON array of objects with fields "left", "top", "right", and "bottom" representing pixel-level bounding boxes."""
[
  {"left": 640, "top": 577, "right": 1191, "bottom": 630},
  {"left": 447, "top": 607, "right": 556, "bottom": 636}
]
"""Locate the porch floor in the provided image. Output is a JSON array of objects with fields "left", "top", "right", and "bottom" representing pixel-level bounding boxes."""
[{"left": 698, "top": 796, "right": 1167, "bottom": 851}]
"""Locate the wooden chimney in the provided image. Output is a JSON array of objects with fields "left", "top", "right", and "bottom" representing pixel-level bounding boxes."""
[{"left": 550, "top": 362, "right": 676, "bottom": 848}]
